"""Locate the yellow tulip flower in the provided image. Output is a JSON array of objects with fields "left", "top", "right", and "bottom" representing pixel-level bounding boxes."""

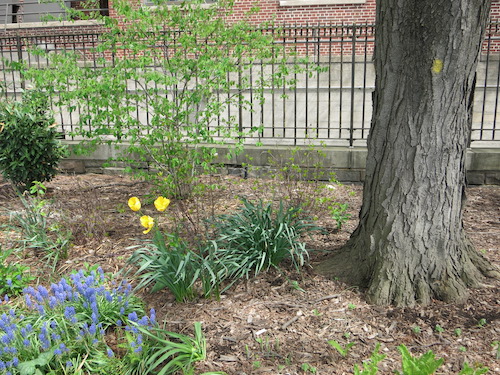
[
  {"left": 154, "top": 196, "right": 170, "bottom": 212},
  {"left": 140, "top": 215, "right": 154, "bottom": 234},
  {"left": 128, "top": 197, "right": 141, "bottom": 211}
]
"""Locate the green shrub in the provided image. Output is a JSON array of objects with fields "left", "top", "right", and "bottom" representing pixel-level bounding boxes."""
[
  {"left": 211, "top": 198, "right": 322, "bottom": 280},
  {"left": 24, "top": 0, "right": 315, "bottom": 199},
  {"left": 0, "top": 91, "right": 66, "bottom": 190}
]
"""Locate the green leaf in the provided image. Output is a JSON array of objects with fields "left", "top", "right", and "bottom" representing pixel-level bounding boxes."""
[
  {"left": 398, "top": 345, "right": 444, "bottom": 375},
  {"left": 18, "top": 349, "right": 55, "bottom": 375}
]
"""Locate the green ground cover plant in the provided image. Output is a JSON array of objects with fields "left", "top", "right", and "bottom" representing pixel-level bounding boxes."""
[
  {"left": 0, "top": 267, "right": 214, "bottom": 375},
  {"left": 7, "top": 184, "right": 71, "bottom": 271},
  {"left": 327, "top": 339, "right": 355, "bottom": 358},
  {"left": 395, "top": 345, "right": 444, "bottom": 375},
  {"left": 352, "top": 343, "right": 386, "bottom": 375},
  {"left": 129, "top": 232, "right": 203, "bottom": 302},
  {"left": 0, "top": 246, "right": 35, "bottom": 298}
]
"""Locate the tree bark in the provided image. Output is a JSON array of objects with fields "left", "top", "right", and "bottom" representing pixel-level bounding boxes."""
[{"left": 317, "top": 0, "right": 499, "bottom": 306}]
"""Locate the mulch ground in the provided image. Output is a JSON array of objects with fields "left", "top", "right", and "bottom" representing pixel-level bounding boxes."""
[{"left": 0, "top": 173, "right": 499, "bottom": 374}]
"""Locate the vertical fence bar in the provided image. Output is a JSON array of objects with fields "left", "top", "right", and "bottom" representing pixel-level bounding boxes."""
[
  {"left": 361, "top": 24, "right": 369, "bottom": 140},
  {"left": 249, "top": 52, "right": 254, "bottom": 138},
  {"left": 316, "top": 23, "right": 321, "bottom": 139},
  {"left": 282, "top": 26, "right": 286, "bottom": 139},
  {"left": 306, "top": 24, "right": 311, "bottom": 139},
  {"left": 238, "top": 57, "right": 243, "bottom": 138},
  {"left": 63, "top": 36, "right": 73, "bottom": 139},
  {"left": 293, "top": 29, "right": 298, "bottom": 146},
  {"left": 349, "top": 25, "right": 356, "bottom": 146},
  {"left": 16, "top": 35, "right": 25, "bottom": 91},
  {"left": 259, "top": 47, "right": 265, "bottom": 140},
  {"left": 327, "top": 24, "right": 332, "bottom": 139},
  {"left": 9, "top": 38, "right": 18, "bottom": 99},
  {"left": 339, "top": 25, "right": 344, "bottom": 140},
  {"left": 480, "top": 30, "right": 492, "bottom": 141},
  {"left": 57, "top": 36, "right": 66, "bottom": 137},
  {"left": 0, "top": 41, "right": 4, "bottom": 98},
  {"left": 271, "top": 27, "right": 276, "bottom": 138},
  {"left": 492, "top": 55, "right": 500, "bottom": 141}
]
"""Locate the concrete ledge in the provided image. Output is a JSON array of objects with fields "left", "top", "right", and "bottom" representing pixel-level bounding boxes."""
[{"left": 59, "top": 142, "right": 500, "bottom": 185}]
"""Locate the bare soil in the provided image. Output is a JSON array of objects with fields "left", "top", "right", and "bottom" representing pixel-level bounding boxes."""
[{"left": 0, "top": 173, "right": 499, "bottom": 374}]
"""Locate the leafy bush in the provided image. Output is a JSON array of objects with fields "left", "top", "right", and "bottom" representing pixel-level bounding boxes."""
[
  {"left": 0, "top": 91, "right": 66, "bottom": 190},
  {"left": 211, "top": 198, "right": 322, "bottom": 280},
  {"left": 25, "top": 0, "right": 312, "bottom": 198}
]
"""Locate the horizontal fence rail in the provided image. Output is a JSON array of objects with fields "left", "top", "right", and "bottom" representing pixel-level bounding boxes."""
[{"left": 1, "top": 23, "right": 499, "bottom": 146}]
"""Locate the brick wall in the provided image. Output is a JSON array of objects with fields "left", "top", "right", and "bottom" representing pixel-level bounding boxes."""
[
  {"left": 228, "top": 0, "right": 376, "bottom": 25},
  {"left": 3, "top": 0, "right": 499, "bottom": 34},
  {"left": 0, "top": 0, "right": 499, "bottom": 56}
]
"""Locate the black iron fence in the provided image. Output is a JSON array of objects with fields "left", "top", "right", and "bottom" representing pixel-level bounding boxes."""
[{"left": 1, "top": 23, "right": 499, "bottom": 146}]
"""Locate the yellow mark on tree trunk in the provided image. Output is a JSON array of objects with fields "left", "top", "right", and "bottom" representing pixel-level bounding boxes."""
[{"left": 432, "top": 59, "right": 443, "bottom": 74}]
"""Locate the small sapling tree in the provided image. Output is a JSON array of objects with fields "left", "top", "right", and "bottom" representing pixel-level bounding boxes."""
[{"left": 25, "top": 0, "right": 304, "bottom": 197}]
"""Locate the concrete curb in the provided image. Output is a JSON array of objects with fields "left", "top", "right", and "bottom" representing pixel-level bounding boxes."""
[{"left": 58, "top": 142, "right": 500, "bottom": 185}]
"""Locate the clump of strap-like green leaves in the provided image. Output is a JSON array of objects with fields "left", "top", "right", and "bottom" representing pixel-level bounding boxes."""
[
  {"left": 25, "top": 0, "right": 305, "bottom": 198},
  {"left": 210, "top": 198, "right": 321, "bottom": 280},
  {"left": 127, "top": 198, "right": 322, "bottom": 301}
]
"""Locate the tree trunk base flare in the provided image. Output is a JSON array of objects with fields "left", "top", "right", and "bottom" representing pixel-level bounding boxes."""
[
  {"left": 316, "top": 234, "right": 499, "bottom": 307},
  {"left": 315, "top": 0, "right": 500, "bottom": 307}
]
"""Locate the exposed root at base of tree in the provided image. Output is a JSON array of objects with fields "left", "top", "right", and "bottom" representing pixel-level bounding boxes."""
[{"left": 315, "top": 239, "right": 500, "bottom": 307}]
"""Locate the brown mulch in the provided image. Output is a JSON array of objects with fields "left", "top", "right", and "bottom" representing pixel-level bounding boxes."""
[{"left": 0, "top": 173, "right": 499, "bottom": 374}]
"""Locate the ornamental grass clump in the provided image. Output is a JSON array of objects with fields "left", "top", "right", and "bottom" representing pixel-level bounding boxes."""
[
  {"left": 0, "top": 268, "right": 210, "bottom": 375},
  {"left": 211, "top": 198, "right": 322, "bottom": 280},
  {"left": 9, "top": 189, "right": 72, "bottom": 271}
]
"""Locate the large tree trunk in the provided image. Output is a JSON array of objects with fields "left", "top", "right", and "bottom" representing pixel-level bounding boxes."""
[{"left": 317, "top": 0, "right": 499, "bottom": 306}]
